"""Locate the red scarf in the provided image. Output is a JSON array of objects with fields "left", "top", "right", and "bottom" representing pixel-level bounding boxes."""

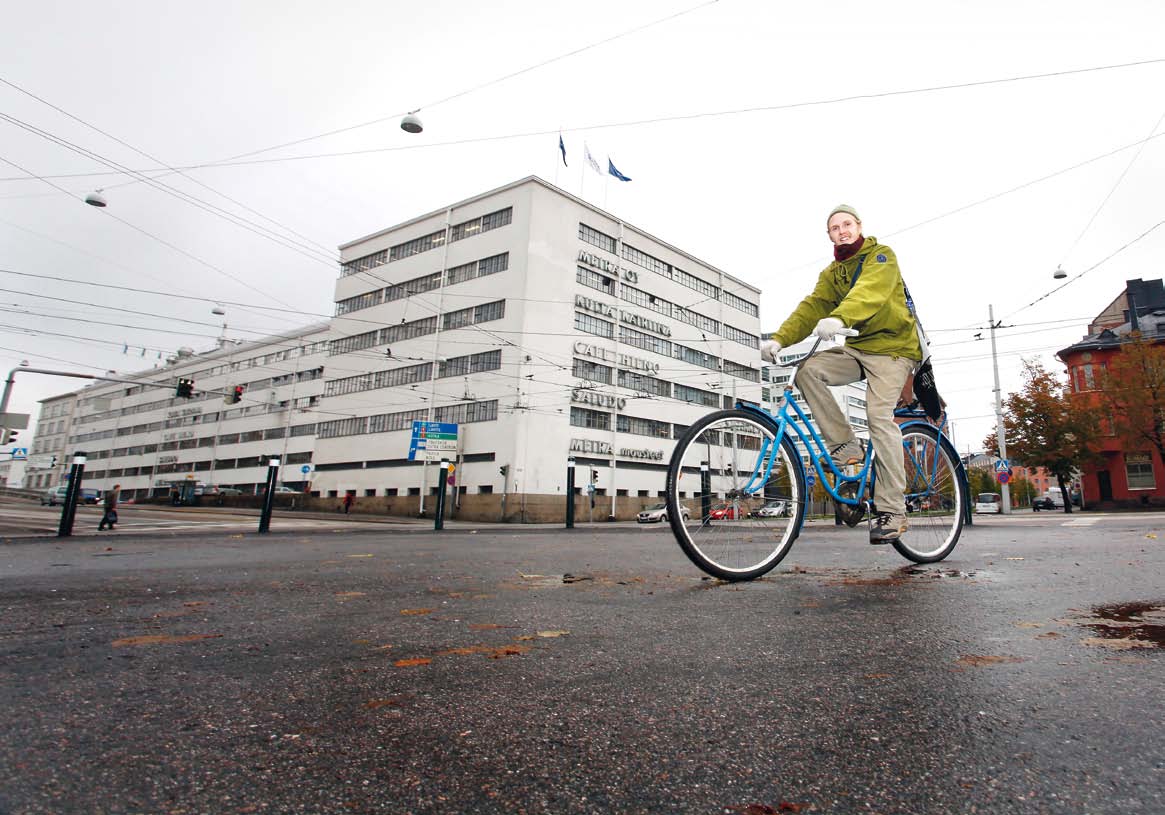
[{"left": 833, "top": 236, "right": 865, "bottom": 262}]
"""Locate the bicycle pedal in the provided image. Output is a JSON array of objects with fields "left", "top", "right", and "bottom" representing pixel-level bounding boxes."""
[{"left": 835, "top": 482, "right": 866, "bottom": 528}]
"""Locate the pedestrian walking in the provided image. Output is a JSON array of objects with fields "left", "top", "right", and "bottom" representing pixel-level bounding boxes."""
[
  {"left": 342, "top": 493, "right": 354, "bottom": 514},
  {"left": 98, "top": 484, "right": 121, "bottom": 531}
]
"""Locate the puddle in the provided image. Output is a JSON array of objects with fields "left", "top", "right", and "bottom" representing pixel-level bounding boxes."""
[{"left": 1081, "top": 601, "right": 1165, "bottom": 648}]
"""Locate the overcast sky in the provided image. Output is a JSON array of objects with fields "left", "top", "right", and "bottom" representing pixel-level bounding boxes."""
[{"left": 2, "top": 0, "right": 1161, "bottom": 455}]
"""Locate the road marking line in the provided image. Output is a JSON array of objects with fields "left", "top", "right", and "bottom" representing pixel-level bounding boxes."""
[{"left": 1062, "top": 517, "right": 1100, "bottom": 527}]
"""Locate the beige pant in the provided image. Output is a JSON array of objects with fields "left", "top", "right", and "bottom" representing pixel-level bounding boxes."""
[{"left": 794, "top": 345, "right": 915, "bottom": 515}]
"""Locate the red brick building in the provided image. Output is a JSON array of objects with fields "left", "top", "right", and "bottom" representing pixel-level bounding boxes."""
[{"left": 1057, "top": 278, "right": 1165, "bottom": 507}]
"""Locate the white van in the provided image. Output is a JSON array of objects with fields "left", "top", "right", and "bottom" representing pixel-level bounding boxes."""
[
  {"left": 975, "top": 492, "right": 1002, "bottom": 514},
  {"left": 1041, "top": 487, "right": 1066, "bottom": 508}
]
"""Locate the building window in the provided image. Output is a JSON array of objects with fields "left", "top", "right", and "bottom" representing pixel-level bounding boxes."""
[
  {"left": 340, "top": 249, "right": 388, "bottom": 277},
  {"left": 1126, "top": 453, "right": 1155, "bottom": 490},
  {"left": 336, "top": 289, "right": 384, "bottom": 315},
  {"left": 674, "top": 267, "right": 719, "bottom": 300},
  {"left": 617, "top": 414, "right": 671, "bottom": 438},
  {"left": 575, "top": 312, "right": 614, "bottom": 339},
  {"left": 722, "top": 359, "right": 760, "bottom": 382},
  {"left": 389, "top": 229, "right": 446, "bottom": 262},
  {"left": 619, "top": 326, "right": 671, "bottom": 356},
  {"left": 573, "top": 358, "right": 613, "bottom": 384},
  {"left": 617, "top": 369, "right": 670, "bottom": 398},
  {"left": 722, "top": 324, "right": 759, "bottom": 349},
  {"left": 570, "top": 407, "right": 610, "bottom": 430},
  {"left": 579, "top": 223, "right": 617, "bottom": 254},
  {"left": 674, "top": 384, "right": 720, "bottom": 408},
  {"left": 433, "top": 400, "right": 499, "bottom": 424},
  {"left": 674, "top": 343, "right": 719, "bottom": 371},
  {"left": 722, "top": 289, "right": 759, "bottom": 318},
  {"left": 440, "top": 349, "right": 502, "bottom": 378},
  {"left": 621, "top": 284, "right": 672, "bottom": 318},
  {"left": 674, "top": 306, "right": 718, "bottom": 334},
  {"left": 621, "top": 243, "right": 670, "bottom": 278},
  {"left": 576, "top": 266, "right": 616, "bottom": 294},
  {"left": 451, "top": 207, "right": 512, "bottom": 242}
]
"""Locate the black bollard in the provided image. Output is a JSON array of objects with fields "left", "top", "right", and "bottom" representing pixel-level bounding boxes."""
[
  {"left": 257, "top": 457, "right": 280, "bottom": 533},
  {"left": 57, "top": 451, "right": 87, "bottom": 537},
  {"left": 565, "top": 456, "right": 576, "bottom": 529},
  {"left": 434, "top": 460, "right": 450, "bottom": 531},
  {"left": 700, "top": 461, "right": 711, "bottom": 522}
]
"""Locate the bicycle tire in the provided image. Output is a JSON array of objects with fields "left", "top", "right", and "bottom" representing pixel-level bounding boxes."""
[
  {"left": 891, "top": 423, "right": 965, "bottom": 563},
  {"left": 666, "top": 409, "right": 805, "bottom": 581}
]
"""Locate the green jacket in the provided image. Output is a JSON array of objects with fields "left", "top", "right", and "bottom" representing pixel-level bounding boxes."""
[{"left": 771, "top": 236, "right": 922, "bottom": 360}]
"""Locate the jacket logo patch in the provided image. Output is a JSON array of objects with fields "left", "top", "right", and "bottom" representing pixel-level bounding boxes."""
[{"left": 876, "top": 253, "right": 887, "bottom": 263}]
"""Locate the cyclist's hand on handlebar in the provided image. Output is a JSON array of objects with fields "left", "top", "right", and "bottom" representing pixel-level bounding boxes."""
[
  {"left": 760, "top": 339, "right": 782, "bottom": 363},
  {"left": 813, "top": 317, "right": 856, "bottom": 340}
]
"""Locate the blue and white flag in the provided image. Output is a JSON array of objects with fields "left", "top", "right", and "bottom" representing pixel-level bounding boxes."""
[
  {"left": 608, "top": 158, "right": 632, "bottom": 182},
  {"left": 558, "top": 133, "right": 568, "bottom": 167},
  {"left": 584, "top": 142, "right": 602, "bottom": 175}
]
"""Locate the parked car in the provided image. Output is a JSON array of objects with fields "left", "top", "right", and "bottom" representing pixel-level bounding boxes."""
[
  {"left": 974, "top": 492, "right": 1002, "bottom": 514},
  {"left": 271, "top": 486, "right": 301, "bottom": 494},
  {"left": 1032, "top": 496, "right": 1056, "bottom": 511},
  {"left": 636, "top": 503, "right": 690, "bottom": 523},
  {"left": 207, "top": 486, "right": 243, "bottom": 496},
  {"left": 753, "top": 500, "right": 788, "bottom": 518},
  {"left": 708, "top": 503, "right": 741, "bottom": 520},
  {"left": 41, "top": 486, "right": 100, "bottom": 506}
]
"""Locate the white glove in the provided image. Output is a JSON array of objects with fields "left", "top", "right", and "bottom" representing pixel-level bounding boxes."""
[
  {"left": 813, "top": 317, "right": 846, "bottom": 341},
  {"left": 760, "top": 339, "right": 782, "bottom": 363}
]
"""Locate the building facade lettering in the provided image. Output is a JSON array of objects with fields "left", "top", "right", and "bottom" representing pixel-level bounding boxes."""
[
  {"left": 577, "top": 250, "right": 638, "bottom": 284},
  {"left": 572, "top": 342, "right": 661, "bottom": 375},
  {"left": 570, "top": 438, "right": 612, "bottom": 455},
  {"left": 571, "top": 388, "right": 627, "bottom": 411},
  {"left": 574, "top": 293, "right": 672, "bottom": 338}
]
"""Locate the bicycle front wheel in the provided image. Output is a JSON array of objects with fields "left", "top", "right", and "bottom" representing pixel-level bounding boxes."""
[
  {"left": 893, "top": 424, "right": 965, "bottom": 563},
  {"left": 666, "top": 409, "right": 805, "bottom": 581}
]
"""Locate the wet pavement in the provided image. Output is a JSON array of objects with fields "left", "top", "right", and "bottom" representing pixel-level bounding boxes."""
[{"left": 1, "top": 512, "right": 1162, "bottom": 814}]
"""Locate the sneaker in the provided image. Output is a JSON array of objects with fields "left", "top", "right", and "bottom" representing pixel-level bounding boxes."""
[
  {"left": 819, "top": 440, "right": 863, "bottom": 471},
  {"left": 870, "top": 512, "right": 908, "bottom": 544}
]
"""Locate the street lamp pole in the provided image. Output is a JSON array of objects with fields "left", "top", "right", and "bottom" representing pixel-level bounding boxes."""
[{"left": 989, "top": 304, "right": 1012, "bottom": 515}]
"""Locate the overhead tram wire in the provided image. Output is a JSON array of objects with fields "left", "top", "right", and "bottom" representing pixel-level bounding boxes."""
[
  {"left": 0, "top": 111, "right": 338, "bottom": 267},
  {"left": 0, "top": 75, "right": 336, "bottom": 258},
  {"left": 1003, "top": 218, "right": 1165, "bottom": 321},
  {"left": 4, "top": 56, "right": 1162, "bottom": 187},
  {"left": 0, "top": 153, "right": 307, "bottom": 315}
]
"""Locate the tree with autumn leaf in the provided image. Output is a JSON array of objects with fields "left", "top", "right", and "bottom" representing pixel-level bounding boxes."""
[
  {"left": 984, "top": 359, "right": 1101, "bottom": 513},
  {"left": 1097, "top": 332, "right": 1165, "bottom": 488}
]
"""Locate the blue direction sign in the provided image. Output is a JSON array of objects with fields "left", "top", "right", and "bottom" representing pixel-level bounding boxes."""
[
  {"left": 301, "top": 464, "right": 312, "bottom": 475},
  {"left": 408, "top": 421, "right": 459, "bottom": 462}
]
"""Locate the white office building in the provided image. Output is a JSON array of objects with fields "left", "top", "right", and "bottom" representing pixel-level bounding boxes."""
[
  {"left": 54, "top": 324, "right": 329, "bottom": 500},
  {"left": 313, "top": 177, "right": 765, "bottom": 520}
]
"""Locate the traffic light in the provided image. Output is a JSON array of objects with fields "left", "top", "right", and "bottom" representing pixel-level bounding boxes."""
[
  {"left": 498, "top": 464, "right": 509, "bottom": 477},
  {"left": 175, "top": 378, "right": 194, "bottom": 398},
  {"left": 225, "top": 384, "right": 245, "bottom": 404},
  {"left": 2, "top": 429, "right": 17, "bottom": 445},
  {"left": 590, "top": 468, "right": 599, "bottom": 484}
]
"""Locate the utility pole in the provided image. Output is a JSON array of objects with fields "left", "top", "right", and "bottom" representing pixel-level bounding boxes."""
[{"left": 989, "top": 305, "right": 1012, "bottom": 515}]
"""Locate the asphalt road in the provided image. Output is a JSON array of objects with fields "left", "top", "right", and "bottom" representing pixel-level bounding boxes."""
[{"left": 1, "top": 511, "right": 1162, "bottom": 814}]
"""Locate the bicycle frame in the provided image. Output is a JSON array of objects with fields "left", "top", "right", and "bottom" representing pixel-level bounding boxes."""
[{"left": 735, "top": 397, "right": 872, "bottom": 508}]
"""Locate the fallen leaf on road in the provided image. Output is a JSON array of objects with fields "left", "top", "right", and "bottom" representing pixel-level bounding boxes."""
[
  {"left": 1013, "top": 622, "right": 1043, "bottom": 628},
  {"left": 347, "top": 554, "right": 374, "bottom": 558},
  {"left": 400, "top": 608, "right": 434, "bottom": 616},
  {"left": 394, "top": 658, "right": 432, "bottom": 667},
  {"left": 437, "top": 644, "right": 532, "bottom": 659},
  {"left": 468, "top": 623, "right": 507, "bottom": 630},
  {"left": 229, "top": 534, "right": 244, "bottom": 539},
  {"left": 1081, "top": 637, "right": 1154, "bottom": 650},
  {"left": 537, "top": 630, "right": 570, "bottom": 638},
  {"left": 955, "top": 654, "right": 1025, "bottom": 668},
  {"left": 182, "top": 601, "right": 207, "bottom": 607},
  {"left": 113, "top": 633, "right": 223, "bottom": 647},
  {"left": 1146, "top": 533, "right": 1158, "bottom": 539},
  {"left": 364, "top": 698, "right": 402, "bottom": 710},
  {"left": 863, "top": 673, "right": 891, "bottom": 680},
  {"left": 1036, "top": 631, "right": 1063, "bottom": 639}
]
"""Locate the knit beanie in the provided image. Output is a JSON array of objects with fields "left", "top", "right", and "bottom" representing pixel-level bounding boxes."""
[{"left": 827, "top": 204, "right": 860, "bottom": 229}]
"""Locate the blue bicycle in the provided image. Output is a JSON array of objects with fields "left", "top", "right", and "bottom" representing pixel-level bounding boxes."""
[{"left": 666, "top": 336, "right": 967, "bottom": 581}]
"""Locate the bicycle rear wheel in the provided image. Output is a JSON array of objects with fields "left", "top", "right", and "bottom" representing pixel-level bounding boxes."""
[
  {"left": 666, "top": 409, "right": 805, "bottom": 581},
  {"left": 892, "top": 424, "right": 965, "bottom": 563}
]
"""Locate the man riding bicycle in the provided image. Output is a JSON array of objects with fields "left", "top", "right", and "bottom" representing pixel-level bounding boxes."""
[{"left": 760, "top": 205, "right": 921, "bottom": 544}]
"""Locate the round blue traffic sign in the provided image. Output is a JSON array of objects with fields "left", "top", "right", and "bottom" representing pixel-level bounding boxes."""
[{"left": 301, "top": 464, "right": 312, "bottom": 474}]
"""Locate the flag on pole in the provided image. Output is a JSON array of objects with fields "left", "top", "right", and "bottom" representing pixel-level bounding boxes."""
[
  {"left": 558, "top": 133, "right": 568, "bottom": 167},
  {"left": 584, "top": 142, "right": 602, "bottom": 175},
  {"left": 608, "top": 158, "right": 632, "bottom": 182}
]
